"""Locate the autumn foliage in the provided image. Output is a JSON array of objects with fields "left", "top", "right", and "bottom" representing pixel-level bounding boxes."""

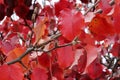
[{"left": 0, "top": 0, "right": 120, "bottom": 80}]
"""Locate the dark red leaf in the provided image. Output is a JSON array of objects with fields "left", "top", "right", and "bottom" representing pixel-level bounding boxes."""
[
  {"left": 0, "top": 3, "right": 5, "bottom": 20},
  {"left": 77, "top": 50, "right": 87, "bottom": 73},
  {"left": 24, "top": 0, "right": 32, "bottom": 7},
  {"left": 38, "top": 53, "right": 51, "bottom": 68},
  {"left": 111, "top": 42, "right": 120, "bottom": 57},
  {"left": 51, "top": 63, "right": 64, "bottom": 80},
  {"left": 42, "top": 5, "right": 54, "bottom": 18},
  {"left": 4, "top": 0, "right": 18, "bottom": 8},
  {"left": 26, "top": 9, "right": 34, "bottom": 20},
  {"left": 81, "top": 0, "right": 90, "bottom": 4},
  {"left": 65, "top": 77, "right": 74, "bottom": 80},
  {"left": 6, "top": 7, "right": 13, "bottom": 17},
  {"left": 87, "top": 58, "right": 103, "bottom": 79},
  {"left": 15, "top": 4, "right": 29, "bottom": 18},
  {"left": 55, "top": 0, "right": 73, "bottom": 16},
  {"left": 79, "top": 74, "right": 92, "bottom": 80}
]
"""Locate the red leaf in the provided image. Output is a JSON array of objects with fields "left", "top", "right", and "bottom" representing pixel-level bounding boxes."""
[
  {"left": 88, "top": 14, "right": 114, "bottom": 40},
  {"left": 79, "top": 74, "right": 92, "bottom": 80},
  {"left": 85, "top": 45, "right": 98, "bottom": 68},
  {"left": 87, "top": 58, "right": 103, "bottom": 79},
  {"left": 59, "top": 9, "right": 85, "bottom": 41},
  {"left": 65, "top": 77, "right": 74, "bottom": 80},
  {"left": 77, "top": 50, "right": 87, "bottom": 73},
  {"left": 111, "top": 42, "right": 120, "bottom": 57},
  {"left": 33, "top": 18, "right": 47, "bottom": 43},
  {"left": 115, "top": 0, "right": 120, "bottom": 4},
  {"left": 81, "top": 0, "right": 90, "bottom": 4},
  {"left": 0, "top": 3, "right": 5, "bottom": 21},
  {"left": 113, "top": 3, "right": 120, "bottom": 33},
  {"left": 6, "top": 47, "right": 29, "bottom": 67},
  {"left": 31, "top": 68, "right": 48, "bottom": 80},
  {"left": 98, "top": 0, "right": 112, "bottom": 14},
  {"left": 57, "top": 46, "right": 75, "bottom": 69},
  {"left": 15, "top": 4, "right": 29, "bottom": 18},
  {"left": 1, "top": 40, "right": 15, "bottom": 54},
  {"left": 51, "top": 63, "right": 64, "bottom": 80},
  {"left": 55, "top": 0, "right": 73, "bottom": 16},
  {"left": 42, "top": 5, "right": 54, "bottom": 18},
  {"left": 38, "top": 53, "right": 51, "bottom": 68},
  {"left": 0, "top": 64, "right": 24, "bottom": 80}
]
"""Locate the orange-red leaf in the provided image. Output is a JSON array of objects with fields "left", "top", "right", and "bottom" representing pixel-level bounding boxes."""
[
  {"left": 6, "top": 47, "right": 29, "bottom": 66},
  {"left": 31, "top": 68, "right": 48, "bottom": 80},
  {"left": 0, "top": 64, "right": 24, "bottom": 80},
  {"left": 59, "top": 9, "right": 85, "bottom": 41},
  {"left": 33, "top": 18, "right": 47, "bottom": 43},
  {"left": 88, "top": 14, "right": 114, "bottom": 40}
]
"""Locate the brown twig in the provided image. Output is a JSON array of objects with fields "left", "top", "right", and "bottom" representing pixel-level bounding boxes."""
[
  {"left": 19, "top": 61, "right": 28, "bottom": 69},
  {"left": 94, "top": 0, "right": 115, "bottom": 14},
  {"left": 7, "top": 33, "right": 61, "bottom": 65},
  {"left": 35, "top": 33, "right": 61, "bottom": 48},
  {"left": 24, "top": 19, "right": 32, "bottom": 30},
  {"left": 42, "top": 37, "right": 79, "bottom": 53},
  {"left": 84, "top": 0, "right": 115, "bottom": 15},
  {"left": 7, "top": 47, "right": 34, "bottom": 65},
  {"left": 84, "top": 0, "right": 100, "bottom": 16}
]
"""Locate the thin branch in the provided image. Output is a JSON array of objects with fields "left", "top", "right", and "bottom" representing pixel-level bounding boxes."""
[
  {"left": 24, "top": 19, "right": 32, "bottom": 31},
  {"left": 43, "top": 36, "right": 79, "bottom": 53},
  {"left": 2, "top": 31, "right": 12, "bottom": 41},
  {"left": 84, "top": 0, "right": 100, "bottom": 16},
  {"left": 94, "top": 0, "right": 115, "bottom": 14},
  {"left": 19, "top": 61, "right": 28, "bottom": 69},
  {"left": 17, "top": 33, "right": 26, "bottom": 43},
  {"left": 7, "top": 33, "right": 61, "bottom": 65},
  {"left": 84, "top": 0, "right": 115, "bottom": 15},
  {"left": 43, "top": 42, "right": 73, "bottom": 53},
  {"left": 35, "top": 33, "right": 61, "bottom": 48},
  {"left": 7, "top": 47, "right": 34, "bottom": 65}
]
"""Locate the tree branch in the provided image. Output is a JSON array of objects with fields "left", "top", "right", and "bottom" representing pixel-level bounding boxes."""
[
  {"left": 35, "top": 33, "right": 61, "bottom": 48},
  {"left": 7, "top": 47, "right": 34, "bottom": 65},
  {"left": 84, "top": 0, "right": 100, "bottom": 16},
  {"left": 42, "top": 36, "right": 79, "bottom": 53},
  {"left": 94, "top": 0, "right": 115, "bottom": 14},
  {"left": 7, "top": 33, "right": 61, "bottom": 65},
  {"left": 84, "top": 0, "right": 115, "bottom": 15}
]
